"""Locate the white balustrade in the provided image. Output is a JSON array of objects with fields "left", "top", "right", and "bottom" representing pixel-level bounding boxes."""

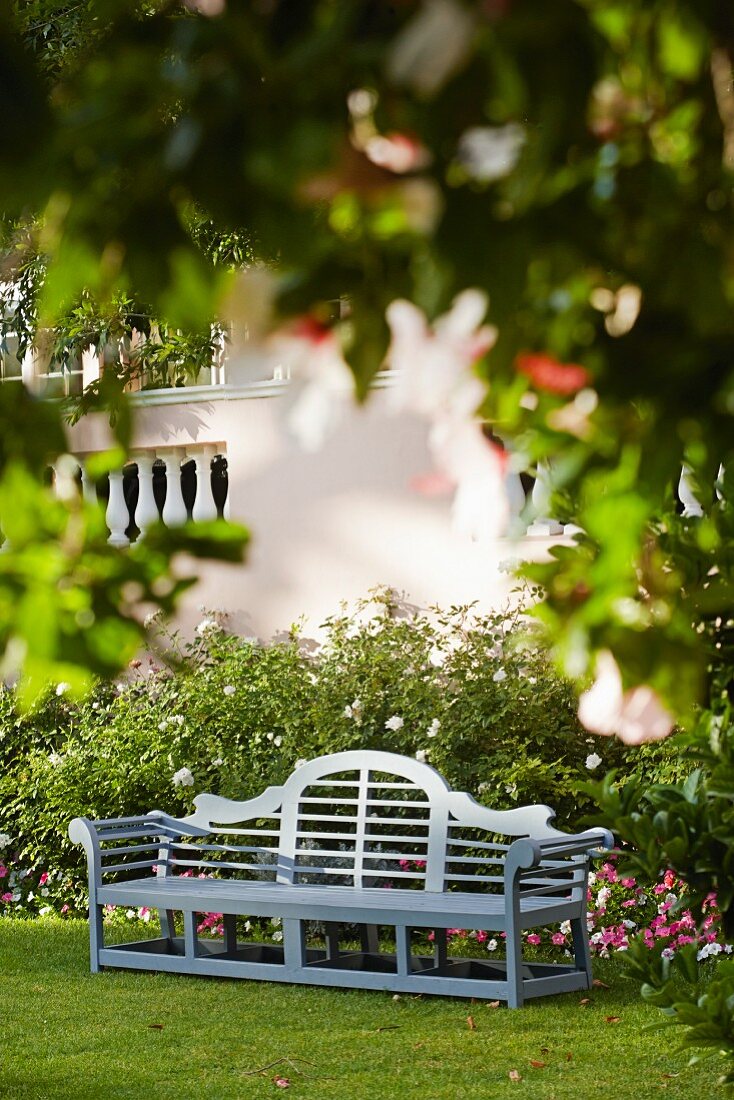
[
  {"left": 80, "top": 461, "right": 98, "bottom": 504},
  {"left": 132, "top": 454, "right": 159, "bottom": 538},
  {"left": 159, "top": 448, "right": 188, "bottom": 527},
  {"left": 190, "top": 445, "right": 218, "bottom": 523},
  {"left": 526, "top": 462, "right": 564, "bottom": 537},
  {"left": 678, "top": 465, "right": 704, "bottom": 518},
  {"left": 106, "top": 469, "right": 130, "bottom": 548}
]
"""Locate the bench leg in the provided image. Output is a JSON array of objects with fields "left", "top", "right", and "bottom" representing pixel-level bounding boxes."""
[
  {"left": 183, "top": 910, "right": 200, "bottom": 960},
  {"left": 396, "top": 925, "right": 412, "bottom": 977},
  {"left": 359, "top": 924, "right": 380, "bottom": 955},
  {"left": 283, "top": 918, "right": 306, "bottom": 974},
  {"left": 159, "top": 909, "right": 176, "bottom": 942},
  {"left": 223, "top": 913, "right": 237, "bottom": 956},
  {"left": 505, "top": 911, "right": 524, "bottom": 1008},
  {"left": 571, "top": 916, "right": 592, "bottom": 988},
  {"left": 89, "top": 903, "right": 104, "bottom": 974},
  {"left": 433, "top": 927, "right": 448, "bottom": 970},
  {"left": 325, "top": 921, "right": 340, "bottom": 961}
]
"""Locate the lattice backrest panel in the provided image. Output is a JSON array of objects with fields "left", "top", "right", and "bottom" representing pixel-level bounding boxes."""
[
  {"left": 179, "top": 785, "right": 288, "bottom": 883},
  {"left": 277, "top": 750, "right": 454, "bottom": 889},
  {"left": 444, "top": 793, "right": 588, "bottom": 898}
]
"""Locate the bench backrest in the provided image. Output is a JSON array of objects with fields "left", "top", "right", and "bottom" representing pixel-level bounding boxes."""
[{"left": 181, "top": 750, "right": 574, "bottom": 892}]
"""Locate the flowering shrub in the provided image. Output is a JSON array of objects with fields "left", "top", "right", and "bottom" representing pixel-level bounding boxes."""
[
  {"left": 415, "top": 858, "right": 728, "bottom": 963},
  {"left": 0, "top": 590, "right": 684, "bottom": 921}
]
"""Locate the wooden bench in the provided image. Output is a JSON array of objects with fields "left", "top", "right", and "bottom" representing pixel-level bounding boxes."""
[{"left": 69, "top": 750, "right": 612, "bottom": 1006}]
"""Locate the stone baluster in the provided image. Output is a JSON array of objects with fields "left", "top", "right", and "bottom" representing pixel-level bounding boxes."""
[
  {"left": 679, "top": 464, "right": 704, "bottom": 518},
  {"left": 79, "top": 460, "right": 98, "bottom": 505},
  {"left": 51, "top": 454, "right": 80, "bottom": 503},
  {"left": 191, "top": 446, "right": 218, "bottom": 523},
  {"left": 132, "top": 454, "right": 160, "bottom": 538},
  {"left": 106, "top": 468, "right": 131, "bottom": 547},
  {"left": 526, "top": 462, "right": 564, "bottom": 536},
  {"left": 503, "top": 467, "right": 526, "bottom": 534},
  {"left": 716, "top": 463, "right": 725, "bottom": 503},
  {"left": 159, "top": 448, "right": 188, "bottom": 527}
]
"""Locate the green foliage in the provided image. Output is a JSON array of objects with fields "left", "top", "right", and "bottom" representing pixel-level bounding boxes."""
[
  {"left": 623, "top": 938, "right": 734, "bottom": 1083},
  {"left": 585, "top": 710, "right": 734, "bottom": 937},
  {"left": 0, "top": 592, "right": 683, "bottom": 905}
]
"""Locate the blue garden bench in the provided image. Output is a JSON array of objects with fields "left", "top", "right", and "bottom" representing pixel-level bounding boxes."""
[{"left": 69, "top": 749, "right": 612, "bottom": 1006}]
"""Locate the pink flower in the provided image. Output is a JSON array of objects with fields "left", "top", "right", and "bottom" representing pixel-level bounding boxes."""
[
  {"left": 621, "top": 878, "right": 636, "bottom": 889},
  {"left": 0, "top": 866, "right": 6, "bottom": 879},
  {"left": 475, "top": 930, "right": 488, "bottom": 943},
  {"left": 551, "top": 932, "right": 566, "bottom": 946},
  {"left": 39, "top": 872, "right": 49, "bottom": 886},
  {"left": 516, "top": 352, "right": 591, "bottom": 396},
  {"left": 61, "top": 904, "right": 69, "bottom": 914},
  {"left": 526, "top": 933, "right": 541, "bottom": 946},
  {"left": 365, "top": 132, "right": 430, "bottom": 174},
  {"left": 386, "top": 291, "right": 509, "bottom": 542},
  {"left": 387, "top": 291, "right": 495, "bottom": 422},
  {"left": 268, "top": 317, "right": 354, "bottom": 452},
  {"left": 578, "top": 651, "right": 675, "bottom": 745},
  {"left": 1, "top": 892, "right": 11, "bottom": 902}
]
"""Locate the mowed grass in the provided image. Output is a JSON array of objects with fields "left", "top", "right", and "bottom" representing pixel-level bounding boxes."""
[{"left": 0, "top": 920, "right": 726, "bottom": 1100}]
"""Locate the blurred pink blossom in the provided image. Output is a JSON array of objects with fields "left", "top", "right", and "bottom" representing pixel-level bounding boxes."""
[
  {"left": 387, "top": 290, "right": 508, "bottom": 541},
  {"left": 578, "top": 650, "right": 674, "bottom": 744}
]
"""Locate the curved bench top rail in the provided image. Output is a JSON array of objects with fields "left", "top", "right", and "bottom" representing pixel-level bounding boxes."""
[
  {"left": 70, "top": 752, "right": 611, "bottom": 892},
  {"left": 175, "top": 751, "right": 604, "bottom": 891}
]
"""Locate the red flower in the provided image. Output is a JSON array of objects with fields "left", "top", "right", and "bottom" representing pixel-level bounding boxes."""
[
  {"left": 516, "top": 352, "right": 591, "bottom": 396},
  {"left": 290, "top": 316, "right": 333, "bottom": 346}
]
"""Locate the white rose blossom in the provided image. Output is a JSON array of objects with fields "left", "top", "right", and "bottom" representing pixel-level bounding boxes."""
[
  {"left": 55, "top": 682, "right": 71, "bottom": 697},
  {"left": 585, "top": 752, "right": 603, "bottom": 771},
  {"left": 222, "top": 685, "right": 236, "bottom": 697},
  {"left": 492, "top": 668, "right": 507, "bottom": 683},
  {"left": 172, "top": 767, "right": 194, "bottom": 788},
  {"left": 427, "top": 718, "right": 441, "bottom": 738},
  {"left": 415, "top": 749, "right": 428, "bottom": 763},
  {"left": 196, "top": 618, "right": 218, "bottom": 636},
  {"left": 385, "top": 715, "right": 404, "bottom": 732}
]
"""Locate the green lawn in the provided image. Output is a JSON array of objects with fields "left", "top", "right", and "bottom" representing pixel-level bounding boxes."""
[{"left": 0, "top": 920, "right": 726, "bottom": 1099}]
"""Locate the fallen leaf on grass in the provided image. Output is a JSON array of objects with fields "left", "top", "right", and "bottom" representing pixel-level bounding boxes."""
[
  {"left": 661, "top": 1073, "right": 680, "bottom": 1079},
  {"left": 147, "top": 1024, "right": 164, "bottom": 1030},
  {"left": 375, "top": 1025, "right": 402, "bottom": 1033},
  {"left": 508, "top": 1070, "right": 522, "bottom": 1082},
  {"left": 578, "top": 998, "right": 591, "bottom": 1007},
  {"left": 486, "top": 1000, "right": 500, "bottom": 1008},
  {"left": 467, "top": 1016, "right": 476, "bottom": 1031},
  {"left": 565, "top": 1052, "right": 573, "bottom": 1062},
  {"left": 593, "top": 979, "right": 610, "bottom": 989},
  {"left": 540, "top": 1047, "right": 550, "bottom": 1054},
  {"left": 273, "top": 1078, "right": 290, "bottom": 1089},
  {"left": 529, "top": 1060, "right": 547, "bottom": 1069},
  {"left": 605, "top": 1016, "right": 621, "bottom": 1024}
]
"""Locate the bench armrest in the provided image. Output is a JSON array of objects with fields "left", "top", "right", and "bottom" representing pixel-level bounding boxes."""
[
  {"left": 69, "top": 812, "right": 211, "bottom": 894},
  {"left": 503, "top": 828, "right": 613, "bottom": 899}
]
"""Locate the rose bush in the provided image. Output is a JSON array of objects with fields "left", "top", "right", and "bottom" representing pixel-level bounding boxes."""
[{"left": 0, "top": 589, "right": 683, "bottom": 920}]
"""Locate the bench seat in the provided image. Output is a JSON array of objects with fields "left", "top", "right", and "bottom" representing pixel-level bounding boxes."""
[{"left": 98, "top": 875, "right": 580, "bottom": 929}]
